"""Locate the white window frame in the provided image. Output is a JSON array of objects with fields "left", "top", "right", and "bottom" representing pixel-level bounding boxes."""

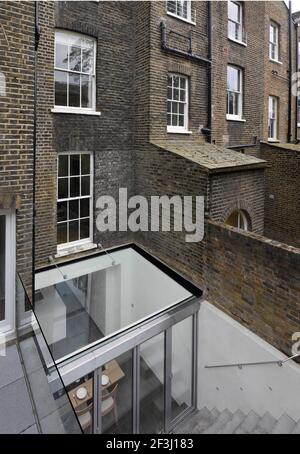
[
  {"left": 167, "top": 73, "right": 190, "bottom": 134},
  {"left": 53, "top": 30, "right": 100, "bottom": 115},
  {"left": 268, "top": 96, "right": 278, "bottom": 141},
  {"left": 228, "top": 1, "right": 243, "bottom": 44},
  {"left": 269, "top": 22, "right": 279, "bottom": 62},
  {"left": 226, "top": 65, "right": 243, "bottom": 121},
  {"left": 57, "top": 152, "right": 94, "bottom": 252},
  {"left": 0, "top": 210, "right": 16, "bottom": 336},
  {"left": 166, "top": 0, "right": 195, "bottom": 25}
]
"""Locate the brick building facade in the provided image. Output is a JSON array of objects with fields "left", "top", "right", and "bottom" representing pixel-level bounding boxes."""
[{"left": 0, "top": 2, "right": 35, "bottom": 289}]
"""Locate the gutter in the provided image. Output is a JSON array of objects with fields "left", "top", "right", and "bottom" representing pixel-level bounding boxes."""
[{"left": 288, "top": 1, "right": 293, "bottom": 142}]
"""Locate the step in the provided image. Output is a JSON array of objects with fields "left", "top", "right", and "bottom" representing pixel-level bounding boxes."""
[
  {"left": 291, "top": 420, "right": 300, "bottom": 434},
  {"left": 176, "top": 407, "right": 218, "bottom": 434},
  {"left": 202, "top": 409, "right": 233, "bottom": 434},
  {"left": 234, "top": 410, "right": 261, "bottom": 434},
  {"left": 190, "top": 407, "right": 220, "bottom": 434},
  {"left": 271, "top": 414, "right": 296, "bottom": 434},
  {"left": 252, "top": 412, "right": 277, "bottom": 434},
  {"left": 218, "top": 409, "right": 246, "bottom": 434}
]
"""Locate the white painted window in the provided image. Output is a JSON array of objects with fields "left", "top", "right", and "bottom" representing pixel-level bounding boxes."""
[
  {"left": 226, "top": 210, "right": 249, "bottom": 231},
  {"left": 57, "top": 152, "right": 93, "bottom": 249},
  {"left": 268, "top": 96, "right": 278, "bottom": 140},
  {"left": 167, "top": 74, "right": 189, "bottom": 133},
  {"left": 54, "top": 30, "right": 96, "bottom": 113},
  {"left": 269, "top": 22, "right": 279, "bottom": 61},
  {"left": 227, "top": 65, "right": 243, "bottom": 120},
  {"left": 166, "top": 0, "right": 193, "bottom": 23},
  {"left": 228, "top": 1, "right": 243, "bottom": 42}
]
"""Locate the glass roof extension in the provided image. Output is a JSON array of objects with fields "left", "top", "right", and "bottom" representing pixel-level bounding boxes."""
[{"left": 35, "top": 246, "right": 196, "bottom": 363}]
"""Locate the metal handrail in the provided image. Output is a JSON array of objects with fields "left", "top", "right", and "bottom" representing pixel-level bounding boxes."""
[{"left": 205, "top": 353, "right": 300, "bottom": 370}]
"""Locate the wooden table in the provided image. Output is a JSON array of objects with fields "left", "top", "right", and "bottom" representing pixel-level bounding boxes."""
[{"left": 68, "top": 360, "right": 125, "bottom": 410}]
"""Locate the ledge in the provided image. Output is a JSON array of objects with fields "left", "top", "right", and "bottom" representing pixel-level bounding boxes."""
[
  {"left": 228, "top": 37, "right": 247, "bottom": 47},
  {"left": 55, "top": 242, "right": 98, "bottom": 258},
  {"left": 269, "top": 59, "right": 283, "bottom": 65},
  {"left": 51, "top": 107, "right": 101, "bottom": 116},
  {"left": 226, "top": 115, "right": 246, "bottom": 123},
  {"left": 167, "top": 11, "right": 196, "bottom": 26}
]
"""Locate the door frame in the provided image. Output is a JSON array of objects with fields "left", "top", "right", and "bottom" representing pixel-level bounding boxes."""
[{"left": 0, "top": 209, "right": 16, "bottom": 335}]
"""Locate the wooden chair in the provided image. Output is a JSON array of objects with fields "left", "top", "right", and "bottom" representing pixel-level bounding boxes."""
[
  {"left": 75, "top": 401, "right": 93, "bottom": 433},
  {"left": 102, "top": 384, "right": 118, "bottom": 424}
]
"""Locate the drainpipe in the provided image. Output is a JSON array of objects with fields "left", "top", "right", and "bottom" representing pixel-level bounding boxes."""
[
  {"left": 288, "top": 1, "right": 293, "bottom": 142},
  {"left": 295, "top": 23, "right": 299, "bottom": 142},
  {"left": 32, "top": 3, "right": 41, "bottom": 308},
  {"left": 207, "top": 0, "right": 213, "bottom": 143}
]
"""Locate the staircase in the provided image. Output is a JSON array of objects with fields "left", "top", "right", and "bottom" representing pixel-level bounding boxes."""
[{"left": 174, "top": 407, "right": 300, "bottom": 434}]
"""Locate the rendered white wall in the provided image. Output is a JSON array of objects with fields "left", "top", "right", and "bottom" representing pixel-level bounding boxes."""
[{"left": 198, "top": 301, "right": 300, "bottom": 421}]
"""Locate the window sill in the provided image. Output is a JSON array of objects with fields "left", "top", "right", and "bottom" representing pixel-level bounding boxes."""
[
  {"left": 228, "top": 37, "right": 247, "bottom": 47},
  {"left": 167, "top": 11, "right": 196, "bottom": 26},
  {"left": 167, "top": 127, "right": 193, "bottom": 134},
  {"left": 269, "top": 59, "right": 282, "bottom": 65},
  {"left": 56, "top": 242, "right": 97, "bottom": 258},
  {"left": 226, "top": 115, "right": 246, "bottom": 123},
  {"left": 267, "top": 138, "right": 280, "bottom": 143},
  {"left": 51, "top": 107, "right": 101, "bottom": 116}
]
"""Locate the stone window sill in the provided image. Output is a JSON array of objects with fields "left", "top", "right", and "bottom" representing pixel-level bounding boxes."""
[
  {"left": 51, "top": 107, "right": 101, "bottom": 116},
  {"left": 55, "top": 242, "right": 97, "bottom": 258}
]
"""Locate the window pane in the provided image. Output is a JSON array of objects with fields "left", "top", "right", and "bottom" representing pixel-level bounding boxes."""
[
  {"left": 81, "top": 176, "right": 90, "bottom": 196},
  {"left": 69, "top": 200, "right": 79, "bottom": 220},
  {"left": 70, "top": 154, "right": 80, "bottom": 176},
  {"left": 58, "top": 178, "right": 68, "bottom": 199},
  {"left": 69, "top": 220, "right": 79, "bottom": 242},
  {"left": 178, "top": 115, "right": 184, "bottom": 127},
  {"left": 173, "top": 75, "right": 179, "bottom": 88},
  {"left": 167, "top": 114, "right": 171, "bottom": 126},
  {"left": 179, "top": 103, "right": 184, "bottom": 115},
  {"left": 172, "top": 114, "right": 177, "bottom": 126},
  {"left": 70, "top": 177, "right": 80, "bottom": 198},
  {"left": 82, "top": 46, "right": 94, "bottom": 73},
  {"left": 80, "top": 198, "right": 90, "bottom": 218},
  {"left": 167, "top": 1, "right": 176, "bottom": 14},
  {"left": 69, "top": 73, "right": 80, "bottom": 107},
  {"left": 171, "top": 317, "right": 193, "bottom": 419},
  {"left": 80, "top": 219, "right": 90, "bottom": 239},
  {"left": 167, "top": 87, "right": 172, "bottom": 100},
  {"left": 55, "top": 43, "right": 68, "bottom": 69},
  {"left": 227, "top": 66, "right": 239, "bottom": 91},
  {"left": 179, "top": 77, "right": 186, "bottom": 89},
  {"left": 228, "top": 1, "right": 239, "bottom": 22},
  {"left": 55, "top": 71, "right": 67, "bottom": 106},
  {"left": 81, "top": 154, "right": 90, "bottom": 175},
  {"left": 57, "top": 201, "right": 68, "bottom": 222},
  {"left": 81, "top": 75, "right": 92, "bottom": 108},
  {"left": 180, "top": 90, "right": 186, "bottom": 102},
  {"left": 69, "top": 46, "right": 81, "bottom": 72},
  {"left": 57, "top": 222, "right": 67, "bottom": 245},
  {"left": 58, "top": 155, "right": 68, "bottom": 177}
]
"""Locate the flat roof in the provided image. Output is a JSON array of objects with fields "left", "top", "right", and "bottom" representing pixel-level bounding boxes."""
[{"left": 151, "top": 140, "right": 266, "bottom": 173}]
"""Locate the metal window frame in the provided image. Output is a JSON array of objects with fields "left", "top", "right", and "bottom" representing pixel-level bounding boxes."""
[{"left": 59, "top": 297, "right": 200, "bottom": 434}]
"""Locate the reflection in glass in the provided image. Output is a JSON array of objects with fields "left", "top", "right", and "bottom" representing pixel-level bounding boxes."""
[
  {"left": 140, "top": 333, "right": 165, "bottom": 434},
  {"left": 69, "top": 46, "right": 81, "bottom": 72},
  {"left": 69, "top": 73, "right": 80, "bottom": 107},
  {"left": 81, "top": 75, "right": 92, "bottom": 108},
  {"left": 55, "top": 43, "right": 68, "bottom": 69}
]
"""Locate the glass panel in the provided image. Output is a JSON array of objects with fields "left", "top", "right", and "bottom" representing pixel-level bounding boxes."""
[
  {"left": 58, "top": 155, "right": 68, "bottom": 177},
  {"left": 69, "top": 220, "right": 79, "bottom": 242},
  {"left": 70, "top": 177, "right": 80, "bottom": 197},
  {"left": 80, "top": 219, "right": 90, "bottom": 240},
  {"left": 0, "top": 216, "right": 5, "bottom": 322},
  {"left": 57, "top": 201, "right": 68, "bottom": 222},
  {"left": 80, "top": 198, "right": 90, "bottom": 218},
  {"left": 69, "top": 199, "right": 79, "bottom": 220},
  {"left": 227, "top": 66, "right": 239, "bottom": 91},
  {"left": 58, "top": 178, "right": 68, "bottom": 200},
  {"left": 57, "top": 222, "right": 67, "bottom": 244},
  {"left": 69, "top": 46, "right": 81, "bottom": 72},
  {"left": 82, "top": 46, "right": 94, "bottom": 73},
  {"left": 81, "top": 176, "right": 90, "bottom": 196},
  {"left": 70, "top": 154, "right": 80, "bottom": 176},
  {"left": 167, "top": 0, "right": 176, "bottom": 14},
  {"left": 66, "top": 373, "right": 94, "bottom": 434},
  {"left": 55, "top": 71, "right": 67, "bottom": 106},
  {"left": 101, "top": 352, "right": 132, "bottom": 434},
  {"left": 55, "top": 42, "right": 68, "bottom": 69},
  {"left": 69, "top": 73, "right": 80, "bottom": 107},
  {"left": 171, "top": 317, "right": 193, "bottom": 420},
  {"left": 81, "top": 75, "right": 92, "bottom": 108},
  {"left": 140, "top": 333, "right": 165, "bottom": 434},
  {"left": 81, "top": 154, "right": 90, "bottom": 175},
  {"left": 228, "top": 1, "right": 239, "bottom": 22}
]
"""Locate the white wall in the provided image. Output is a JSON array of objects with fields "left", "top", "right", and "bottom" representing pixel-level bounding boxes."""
[{"left": 198, "top": 301, "right": 300, "bottom": 421}]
